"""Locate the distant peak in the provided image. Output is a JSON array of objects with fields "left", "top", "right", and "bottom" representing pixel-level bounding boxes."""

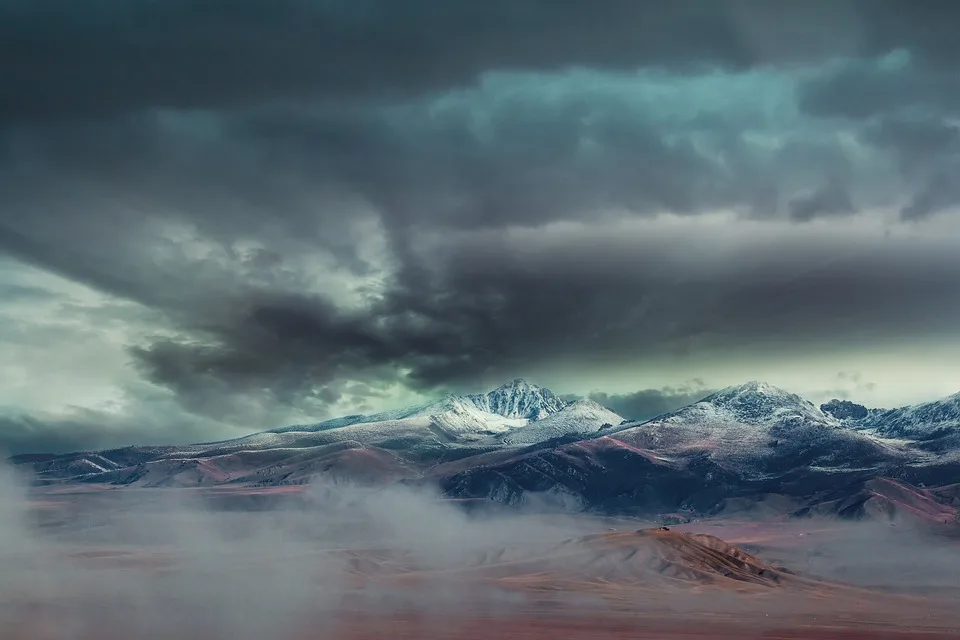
[
  {"left": 821, "top": 398, "right": 869, "bottom": 421},
  {"left": 738, "top": 380, "right": 783, "bottom": 392},
  {"left": 565, "top": 398, "right": 620, "bottom": 413},
  {"left": 469, "top": 378, "right": 566, "bottom": 420},
  {"left": 495, "top": 378, "right": 538, "bottom": 391},
  {"left": 700, "top": 381, "right": 820, "bottom": 423},
  {"left": 712, "top": 381, "right": 795, "bottom": 398}
]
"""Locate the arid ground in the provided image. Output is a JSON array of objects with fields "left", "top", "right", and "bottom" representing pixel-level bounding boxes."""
[{"left": 3, "top": 483, "right": 960, "bottom": 639}]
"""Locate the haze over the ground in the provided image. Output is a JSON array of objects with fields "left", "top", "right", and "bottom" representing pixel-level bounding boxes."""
[
  {"left": 2, "top": 0, "right": 960, "bottom": 453},
  {"left": 3, "top": 456, "right": 960, "bottom": 639}
]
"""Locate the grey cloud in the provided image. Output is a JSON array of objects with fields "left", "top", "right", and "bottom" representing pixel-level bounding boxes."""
[
  {"left": 0, "top": 66, "right": 868, "bottom": 307},
  {"left": 798, "top": 51, "right": 960, "bottom": 120},
  {"left": 864, "top": 117, "right": 960, "bottom": 167},
  {"left": 2, "top": 1, "right": 960, "bottom": 449},
  {"left": 814, "top": 371, "right": 879, "bottom": 404},
  {"left": 4, "top": 0, "right": 960, "bottom": 123},
  {"left": 3, "top": 93, "right": 957, "bottom": 420},
  {"left": 0, "top": 283, "right": 59, "bottom": 302},
  {"left": 863, "top": 118, "right": 960, "bottom": 220},
  {"left": 585, "top": 383, "right": 713, "bottom": 421},
  {"left": 126, "top": 292, "right": 411, "bottom": 420},
  {"left": 861, "top": 119, "right": 960, "bottom": 220},
  {"left": 900, "top": 173, "right": 960, "bottom": 221},
  {"left": 839, "top": 371, "right": 878, "bottom": 394},
  {"left": 799, "top": 50, "right": 960, "bottom": 220},
  {"left": 0, "top": 415, "right": 98, "bottom": 456},
  {"left": 0, "top": 405, "right": 220, "bottom": 456},
  {"left": 788, "top": 182, "right": 856, "bottom": 222},
  {"left": 125, "top": 222, "right": 960, "bottom": 404},
  {"left": 0, "top": 84, "right": 954, "bottom": 430}
]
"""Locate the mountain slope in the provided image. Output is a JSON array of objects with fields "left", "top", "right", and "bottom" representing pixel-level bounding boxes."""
[
  {"left": 12, "top": 379, "right": 960, "bottom": 523},
  {"left": 824, "top": 392, "right": 960, "bottom": 442},
  {"left": 437, "top": 436, "right": 740, "bottom": 512},
  {"left": 608, "top": 382, "right": 909, "bottom": 475},
  {"left": 11, "top": 379, "right": 575, "bottom": 485},
  {"left": 454, "top": 528, "right": 796, "bottom": 588},
  {"left": 793, "top": 476, "right": 960, "bottom": 525},
  {"left": 194, "top": 379, "right": 570, "bottom": 454},
  {"left": 466, "top": 378, "right": 568, "bottom": 419},
  {"left": 271, "top": 378, "right": 567, "bottom": 435},
  {"left": 499, "top": 399, "right": 623, "bottom": 445}
]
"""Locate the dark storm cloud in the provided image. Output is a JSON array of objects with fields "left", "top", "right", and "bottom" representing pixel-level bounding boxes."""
[
  {"left": 859, "top": 118, "right": 960, "bottom": 221},
  {"left": 900, "top": 173, "right": 960, "bottom": 222},
  {"left": 797, "top": 52, "right": 960, "bottom": 219},
  {"left": 2, "top": 0, "right": 960, "bottom": 448},
  {"left": 788, "top": 182, "right": 856, "bottom": 223},
  {"left": 0, "top": 415, "right": 99, "bottom": 456},
  {"left": 121, "top": 222, "right": 960, "bottom": 403},
  {"left": 0, "top": 408, "right": 220, "bottom": 456},
  {"left": 0, "top": 414, "right": 135, "bottom": 456},
  {"left": 0, "top": 283, "right": 59, "bottom": 302},
  {"left": 584, "top": 383, "right": 713, "bottom": 421},
  {"left": 798, "top": 53, "right": 960, "bottom": 120},
  {"left": 2, "top": 81, "right": 959, "bottom": 421},
  {"left": 0, "top": 77, "right": 863, "bottom": 265},
  {"left": 3, "top": 0, "right": 960, "bottom": 122},
  {"left": 126, "top": 292, "right": 412, "bottom": 414},
  {"left": 864, "top": 117, "right": 960, "bottom": 171}
]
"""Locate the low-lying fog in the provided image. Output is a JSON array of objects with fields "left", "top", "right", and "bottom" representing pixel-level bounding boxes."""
[{"left": 2, "top": 461, "right": 959, "bottom": 639}]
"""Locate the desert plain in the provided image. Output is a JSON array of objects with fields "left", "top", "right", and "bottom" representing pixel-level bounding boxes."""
[{"left": 2, "top": 478, "right": 960, "bottom": 640}]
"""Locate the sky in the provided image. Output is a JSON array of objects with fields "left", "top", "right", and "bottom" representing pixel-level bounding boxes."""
[{"left": 2, "top": 0, "right": 960, "bottom": 454}]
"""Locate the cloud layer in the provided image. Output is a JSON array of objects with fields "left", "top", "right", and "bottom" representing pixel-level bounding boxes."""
[{"left": 2, "top": 1, "right": 960, "bottom": 452}]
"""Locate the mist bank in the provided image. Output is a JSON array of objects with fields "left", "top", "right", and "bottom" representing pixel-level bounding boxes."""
[{"left": 3, "top": 460, "right": 960, "bottom": 639}]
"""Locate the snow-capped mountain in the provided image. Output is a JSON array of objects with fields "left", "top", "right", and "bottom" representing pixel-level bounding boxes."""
[
  {"left": 499, "top": 399, "right": 623, "bottom": 445},
  {"left": 823, "top": 392, "right": 960, "bottom": 441},
  {"left": 194, "top": 381, "right": 568, "bottom": 454},
  {"left": 270, "top": 378, "right": 567, "bottom": 436},
  {"left": 819, "top": 399, "right": 869, "bottom": 421},
  {"left": 466, "top": 378, "right": 568, "bottom": 420},
  {"left": 14, "top": 379, "right": 579, "bottom": 485},
  {"left": 608, "top": 381, "right": 908, "bottom": 474},
  {"left": 697, "top": 381, "right": 833, "bottom": 425},
  {"left": 13, "top": 378, "right": 960, "bottom": 519}
]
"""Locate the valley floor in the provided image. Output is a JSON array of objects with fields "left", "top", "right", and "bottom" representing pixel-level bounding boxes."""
[
  {"left": 326, "top": 612, "right": 960, "bottom": 640},
  {"left": 6, "top": 486, "right": 960, "bottom": 639}
]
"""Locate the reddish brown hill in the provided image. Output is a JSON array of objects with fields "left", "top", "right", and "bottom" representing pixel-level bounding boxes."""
[
  {"left": 531, "top": 528, "right": 794, "bottom": 587},
  {"left": 346, "top": 528, "right": 808, "bottom": 593},
  {"left": 798, "top": 477, "right": 959, "bottom": 526}
]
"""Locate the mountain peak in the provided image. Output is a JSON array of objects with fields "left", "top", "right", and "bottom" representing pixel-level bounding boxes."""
[
  {"left": 821, "top": 398, "right": 869, "bottom": 421},
  {"left": 494, "top": 378, "right": 537, "bottom": 392},
  {"left": 468, "top": 378, "right": 567, "bottom": 420},
  {"left": 852, "top": 390, "right": 960, "bottom": 438},
  {"left": 707, "top": 381, "right": 799, "bottom": 401},
  {"left": 700, "top": 381, "right": 823, "bottom": 423},
  {"left": 729, "top": 380, "right": 789, "bottom": 394}
]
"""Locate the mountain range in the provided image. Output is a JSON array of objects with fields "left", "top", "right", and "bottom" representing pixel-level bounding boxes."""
[{"left": 11, "top": 378, "right": 960, "bottom": 524}]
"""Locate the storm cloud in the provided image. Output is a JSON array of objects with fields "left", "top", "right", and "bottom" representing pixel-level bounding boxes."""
[
  {"left": 2, "top": 0, "right": 959, "bottom": 453},
  {"left": 582, "top": 383, "right": 715, "bottom": 422}
]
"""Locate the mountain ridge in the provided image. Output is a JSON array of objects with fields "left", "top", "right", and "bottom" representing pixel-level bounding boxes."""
[
  {"left": 822, "top": 391, "right": 960, "bottom": 440},
  {"left": 266, "top": 378, "right": 567, "bottom": 437},
  {"left": 10, "top": 378, "right": 960, "bottom": 525}
]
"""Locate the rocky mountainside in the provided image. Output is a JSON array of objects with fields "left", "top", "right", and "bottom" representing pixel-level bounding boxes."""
[
  {"left": 466, "top": 378, "right": 568, "bottom": 420},
  {"left": 9, "top": 379, "right": 586, "bottom": 485},
  {"left": 500, "top": 399, "right": 622, "bottom": 445},
  {"left": 608, "top": 382, "right": 909, "bottom": 475},
  {"left": 822, "top": 392, "right": 960, "bottom": 441},
  {"left": 271, "top": 378, "right": 569, "bottom": 436},
  {"left": 10, "top": 379, "right": 960, "bottom": 523}
]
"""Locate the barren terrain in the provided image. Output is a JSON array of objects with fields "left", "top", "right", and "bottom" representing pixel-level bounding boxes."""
[{"left": 3, "top": 479, "right": 960, "bottom": 639}]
